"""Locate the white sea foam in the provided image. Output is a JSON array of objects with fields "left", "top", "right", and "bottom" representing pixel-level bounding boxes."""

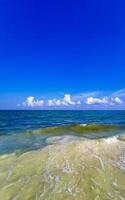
[
  {"left": 104, "top": 136, "right": 118, "bottom": 144},
  {"left": 46, "top": 135, "right": 85, "bottom": 145},
  {"left": 80, "top": 124, "right": 87, "bottom": 127},
  {"left": 117, "top": 154, "right": 125, "bottom": 171}
]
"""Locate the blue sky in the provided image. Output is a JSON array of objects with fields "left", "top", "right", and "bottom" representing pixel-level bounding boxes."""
[{"left": 0, "top": 0, "right": 125, "bottom": 109}]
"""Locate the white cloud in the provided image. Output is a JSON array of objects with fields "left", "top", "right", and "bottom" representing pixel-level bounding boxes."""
[
  {"left": 18, "top": 90, "right": 123, "bottom": 109},
  {"left": 86, "top": 96, "right": 122, "bottom": 105},
  {"left": 19, "top": 94, "right": 81, "bottom": 108},
  {"left": 48, "top": 94, "right": 80, "bottom": 107},
  {"left": 48, "top": 99, "right": 62, "bottom": 106},
  {"left": 86, "top": 97, "right": 108, "bottom": 105},
  {"left": 112, "top": 97, "right": 122, "bottom": 105},
  {"left": 23, "top": 96, "right": 44, "bottom": 108},
  {"left": 63, "top": 94, "right": 75, "bottom": 105}
]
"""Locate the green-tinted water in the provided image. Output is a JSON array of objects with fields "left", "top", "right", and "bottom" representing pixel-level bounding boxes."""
[
  {"left": 0, "top": 128, "right": 125, "bottom": 199},
  {"left": 0, "top": 110, "right": 125, "bottom": 200}
]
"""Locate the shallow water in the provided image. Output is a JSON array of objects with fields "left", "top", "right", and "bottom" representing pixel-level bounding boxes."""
[
  {"left": 0, "top": 111, "right": 125, "bottom": 199},
  {"left": 0, "top": 137, "right": 125, "bottom": 200}
]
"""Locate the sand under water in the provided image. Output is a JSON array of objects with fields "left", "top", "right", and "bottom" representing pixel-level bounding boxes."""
[{"left": 0, "top": 124, "right": 125, "bottom": 200}]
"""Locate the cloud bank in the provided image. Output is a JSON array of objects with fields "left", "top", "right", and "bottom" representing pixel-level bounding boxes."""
[
  {"left": 86, "top": 96, "right": 122, "bottom": 105},
  {"left": 23, "top": 96, "right": 44, "bottom": 108},
  {"left": 20, "top": 94, "right": 81, "bottom": 108},
  {"left": 18, "top": 89, "right": 124, "bottom": 109},
  {"left": 48, "top": 94, "right": 81, "bottom": 107}
]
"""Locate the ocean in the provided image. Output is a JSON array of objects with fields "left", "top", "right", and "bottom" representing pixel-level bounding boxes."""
[
  {"left": 0, "top": 110, "right": 125, "bottom": 199},
  {"left": 1, "top": 110, "right": 125, "bottom": 135}
]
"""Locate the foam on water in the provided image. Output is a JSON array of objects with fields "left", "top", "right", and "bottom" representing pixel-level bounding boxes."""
[
  {"left": 104, "top": 136, "right": 118, "bottom": 144},
  {"left": 80, "top": 123, "right": 87, "bottom": 127},
  {"left": 0, "top": 110, "right": 125, "bottom": 199},
  {"left": 0, "top": 137, "right": 125, "bottom": 200},
  {"left": 45, "top": 135, "right": 86, "bottom": 145}
]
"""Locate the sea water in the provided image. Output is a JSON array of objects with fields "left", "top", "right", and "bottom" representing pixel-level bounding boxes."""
[{"left": 0, "top": 110, "right": 125, "bottom": 199}]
